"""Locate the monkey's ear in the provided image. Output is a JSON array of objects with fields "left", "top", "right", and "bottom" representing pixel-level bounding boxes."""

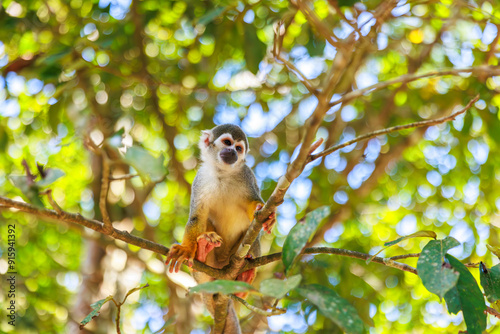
[{"left": 199, "top": 130, "right": 213, "bottom": 149}]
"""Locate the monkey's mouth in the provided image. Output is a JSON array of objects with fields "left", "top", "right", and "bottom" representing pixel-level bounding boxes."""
[{"left": 220, "top": 149, "right": 238, "bottom": 165}]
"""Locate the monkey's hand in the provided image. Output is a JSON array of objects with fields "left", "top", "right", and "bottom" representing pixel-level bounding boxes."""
[
  {"left": 166, "top": 244, "right": 196, "bottom": 273},
  {"left": 256, "top": 204, "right": 277, "bottom": 234},
  {"left": 235, "top": 254, "right": 256, "bottom": 299},
  {"left": 196, "top": 232, "right": 222, "bottom": 262}
]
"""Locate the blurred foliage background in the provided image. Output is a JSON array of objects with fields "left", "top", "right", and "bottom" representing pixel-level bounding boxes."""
[{"left": 1, "top": 0, "right": 500, "bottom": 333}]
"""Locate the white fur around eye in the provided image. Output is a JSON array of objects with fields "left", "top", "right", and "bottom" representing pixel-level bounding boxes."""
[{"left": 216, "top": 134, "right": 234, "bottom": 146}]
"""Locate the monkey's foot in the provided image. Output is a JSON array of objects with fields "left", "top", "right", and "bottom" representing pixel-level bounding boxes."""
[
  {"left": 196, "top": 232, "right": 222, "bottom": 262},
  {"left": 256, "top": 204, "right": 277, "bottom": 234},
  {"left": 235, "top": 255, "right": 256, "bottom": 299},
  {"left": 165, "top": 244, "right": 196, "bottom": 273}
]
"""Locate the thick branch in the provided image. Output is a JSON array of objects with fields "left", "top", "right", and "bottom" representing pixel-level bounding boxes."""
[
  {"left": 0, "top": 195, "right": 421, "bottom": 278},
  {"left": 311, "top": 95, "right": 479, "bottom": 161},
  {"left": 213, "top": 294, "right": 229, "bottom": 334},
  {"left": 0, "top": 196, "right": 224, "bottom": 278}
]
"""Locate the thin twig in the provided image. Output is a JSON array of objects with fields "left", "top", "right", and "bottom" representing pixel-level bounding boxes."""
[
  {"left": 465, "top": 262, "right": 480, "bottom": 268},
  {"left": 230, "top": 295, "right": 286, "bottom": 316},
  {"left": 109, "top": 174, "right": 139, "bottom": 181},
  {"left": 41, "top": 189, "right": 63, "bottom": 214},
  {"left": 244, "top": 247, "right": 417, "bottom": 275},
  {"left": 275, "top": 53, "right": 317, "bottom": 95},
  {"left": 294, "top": 0, "right": 339, "bottom": 47},
  {"left": 110, "top": 298, "right": 122, "bottom": 334},
  {"left": 310, "top": 95, "right": 479, "bottom": 161},
  {"left": 328, "top": 66, "right": 498, "bottom": 108},
  {"left": 486, "top": 306, "right": 500, "bottom": 319},
  {"left": 328, "top": 0, "right": 362, "bottom": 37},
  {"left": 388, "top": 253, "right": 420, "bottom": 261}
]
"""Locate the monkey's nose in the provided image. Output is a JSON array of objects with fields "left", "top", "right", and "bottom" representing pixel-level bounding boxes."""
[{"left": 220, "top": 148, "right": 238, "bottom": 164}]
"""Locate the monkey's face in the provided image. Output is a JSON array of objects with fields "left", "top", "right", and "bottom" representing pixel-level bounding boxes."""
[
  {"left": 217, "top": 136, "right": 245, "bottom": 165},
  {"left": 199, "top": 126, "right": 248, "bottom": 170}
]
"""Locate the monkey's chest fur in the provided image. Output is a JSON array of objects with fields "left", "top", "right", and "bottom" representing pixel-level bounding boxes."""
[{"left": 196, "top": 164, "right": 254, "bottom": 267}]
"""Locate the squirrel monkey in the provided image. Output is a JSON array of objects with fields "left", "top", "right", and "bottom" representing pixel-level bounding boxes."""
[
  {"left": 166, "top": 124, "right": 276, "bottom": 332},
  {"left": 166, "top": 124, "right": 275, "bottom": 275}
]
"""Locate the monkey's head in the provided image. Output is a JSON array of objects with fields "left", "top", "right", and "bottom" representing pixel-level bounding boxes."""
[{"left": 199, "top": 124, "right": 249, "bottom": 170}]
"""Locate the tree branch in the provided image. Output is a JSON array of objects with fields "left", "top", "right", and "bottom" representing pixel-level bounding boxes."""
[
  {"left": 486, "top": 306, "right": 500, "bottom": 320},
  {"left": 213, "top": 294, "right": 229, "bottom": 334},
  {"left": 230, "top": 295, "right": 286, "bottom": 316},
  {"left": 100, "top": 150, "right": 112, "bottom": 229},
  {"left": 311, "top": 94, "right": 479, "bottom": 161},
  {"left": 0, "top": 195, "right": 224, "bottom": 278},
  {"left": 275, "top": 53, "right": 317, "bottom": 95},
  {"left": 0, "top": 193, "right": 423, "bottom": 282},
  {"left": 388, "top": 253, "right": 420, "bottom": 261},
  {"left": 244, "top": 247, "right": 417, "bottom": 275},
  {"left": 294, "top": 0, "right": 340, "bottom": 48},
  {"left": 41, "top": 189, "right": 63, "bottom": 214},
  {"left": 109, "top": 174, "right": 139, "bottom": 181},
  {"left": 329, "top": 66, "right": 498, "bottom": 108}
]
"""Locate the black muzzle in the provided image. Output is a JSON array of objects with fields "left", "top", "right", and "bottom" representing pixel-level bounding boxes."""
[{"left": 220, "top": 148, "right": 237, "bottom": 164}]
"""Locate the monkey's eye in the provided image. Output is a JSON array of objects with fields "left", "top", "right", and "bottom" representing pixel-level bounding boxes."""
[
  {"left": 223, "top": 139, "right": 231, "bottom": 146},
  {"left": 235, "top": 145, "right": 243, "bottom": 152}
]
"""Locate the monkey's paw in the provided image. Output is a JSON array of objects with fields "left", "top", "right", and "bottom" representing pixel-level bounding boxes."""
[
  {"left": 256, "top": 204, "right": 277, "bottom": 234},
  {"left": 165, "top": 244, "right": 196, "bottom": 273},
  {"left": 196, "top": 232, "right": 223, "bottom": 262}
]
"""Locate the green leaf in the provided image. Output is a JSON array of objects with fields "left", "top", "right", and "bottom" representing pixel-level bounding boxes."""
[
  {"left": 462, "top": 112, "right": 472, "bottom": 134},
  {"left": 36, "top": 168, "right": 65, "bottom": 187},
  {"left": 189, "top": 280, "right": 256, "bottom": 295},
  {"left": 367, "top": 230, "right": 437, "bottom": 264},
  {"left": 416, "top": 237, "right": 460, "bottom": 298},
  {"left": 123, "top": 146, "right": 166, "bottom": 182},
  {"left": 479, "top": 262, "right": 500, "bottom": 303},
  {"left": 444, "top": 255, "right": 486, "bottom": 334},
  {"left": 486, "top": 244, "right": 500, "bottom": 260},
  {"left": 486, "top": 117, "right": 500, "bottom": 143},
  {"left": 243, "top": 23, "right": 267, "bottom": 74},
  {"left": 9, "top": 175, "right": 44, "bottom": 208},
  {"left": 297, "top": 284, "right": 364, "bottom": 334},
  {"left": 384, "top": 230, "right": 437, "bottom": 247},
  {"left": 39, "top": 46, "right": 72, "bottom": 65},
  {"left": 282, "top": 206, "right": 331, "bottom": 274},
  {"left": 337, "top": 0, "right": 357, "bottom": 7},
  {"left": 444, "top": 285, "right": 461, "bottom": 314},
  {"left": 306, "top": 34, "right": 326, "bottom": 57},
  {"left": 259, "top": 274, "right": 302, "bottom": 299},
  {"left": 79, "top": 295, "right": 114, "bottom": 329},
  {"left": 197, "top": 6, "right": 227, "bottom": 26}
]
